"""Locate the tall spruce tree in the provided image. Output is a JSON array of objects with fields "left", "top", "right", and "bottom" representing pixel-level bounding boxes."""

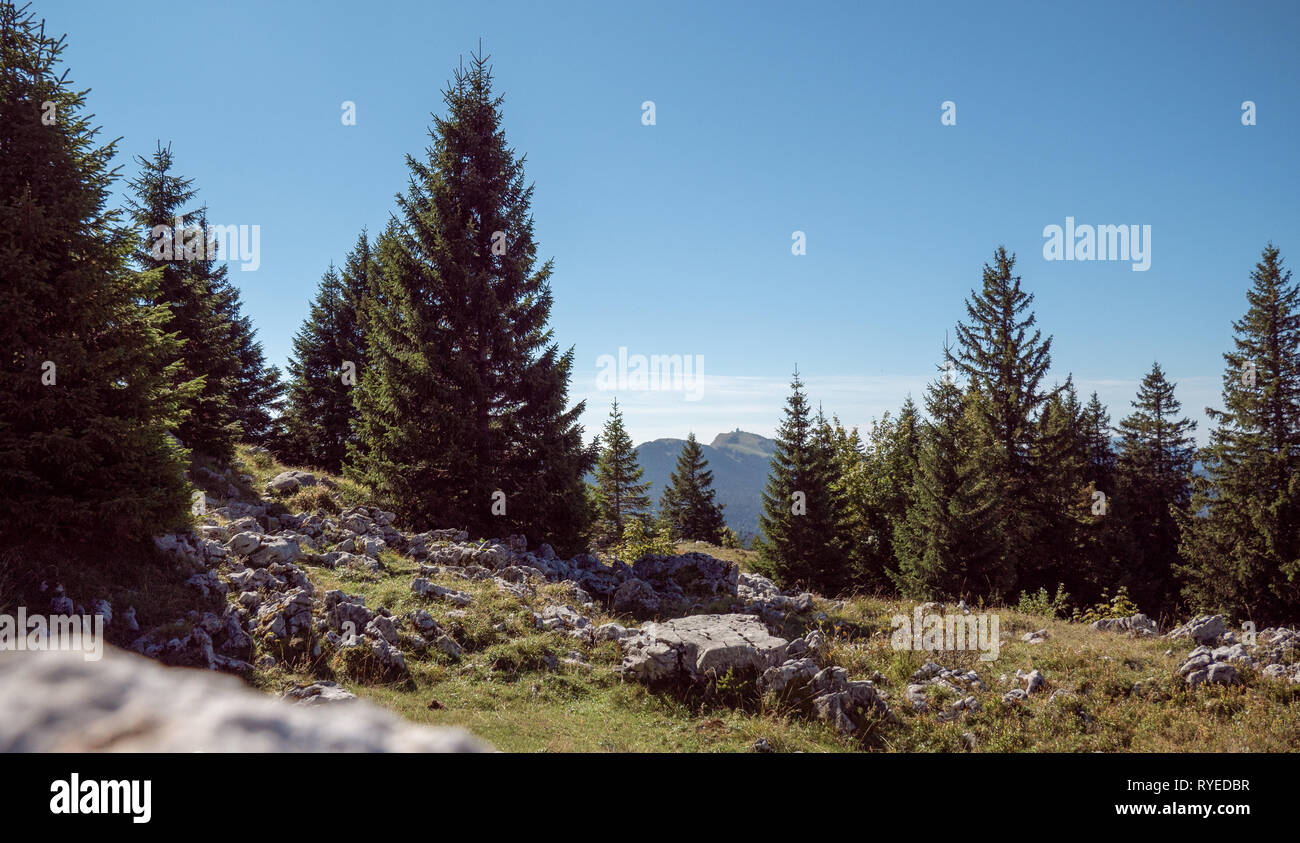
[
  {"left": 1178, "top": 245, "right": 1300, "bottom": 621},
  {"left": 348, "top": 50, "right": 593, "bottom": 554},
  {"left": 1115, "top": 362, "right": 1196, "bottom": 614},
  {"left": 1082, "top": 391, "right": 1117, "bottom": 494},
  {"left": 1029, "top": 378, "right": 1096, "bottom": 598},
  {"left": 659, "top": 433, "right": 726, "bottom": 543},
  {"left": 126, "top": 146, "right": 242, "bottom": 461},
  {"left": 949, "top": 247, "right": 1056, "bottom": 597},
  {"left": 892, "top": 362, "right": 997, "bottom": 598},
  {"left": 0, "top": 4, "right": 190, "bottom": 549},
  {"left": 592, "top": 399, "right": 650, "bottom": 546},
  {"left": 283, "top": 233, "right": 372, "bottom": 470},
  {"left": 758, "top": 372, "right": 849, "bottom": 594},
  {"left": 198, "top": 207, "right": 285, "bottom": 447}
]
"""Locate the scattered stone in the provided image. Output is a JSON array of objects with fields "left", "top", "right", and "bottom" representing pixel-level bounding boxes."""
[
  {"left": 266, "top": 470, "right": 317, "bottom": 495},
  {"left": 283, "top": 681, "right": 357, "bottom": 706},
  {"left": 1091, "top": 614, "right": 1159, "bottom": 637},
  {"left": 1022, "top": 628, "right": 1050, "bottom": 644},
  {"left": 410, "top": 579, "right": 473, "bottom": 606},
  {"left": 1167, "top": 615, "right": 1227, "bottom": 646}
]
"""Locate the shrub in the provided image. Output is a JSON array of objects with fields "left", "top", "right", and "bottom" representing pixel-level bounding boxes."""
[
  {"left": 1072, "top": 586, "right": 1141, "bottom": 624},
  {"left": 1016, "top": 584, "right": 1072, "bottom": 619},
  {"left": 613, "top": 519, "right": 676, "bottom": 563}
]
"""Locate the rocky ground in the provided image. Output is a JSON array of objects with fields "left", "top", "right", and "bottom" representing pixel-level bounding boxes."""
[{"left": 4, "top": 445, "right": 1299, "bottom": 753}]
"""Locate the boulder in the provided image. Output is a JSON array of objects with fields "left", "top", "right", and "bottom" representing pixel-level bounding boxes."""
[
  {"left": 1168, "top": 615, "right": 1227, "bottom": 646},
  {"left": 620, "top": 613, "right": 788, "bottom": 684},
  {"left": 613, "top": 578, "right": 661, "bottom": 619},
  {"left": 266, "top": 470, "right": 317, "bottom": 495},
  {"left": 283, "top": 681, "right": 357, "bottom": 706},
  {"left": 0, "top": 648, "right": 488, "bottom": 751},
  {"left": 1091, "top": 614, "right": 1159, "bottom": 637}
]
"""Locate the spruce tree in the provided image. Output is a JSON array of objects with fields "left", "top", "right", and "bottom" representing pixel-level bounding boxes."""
[
  {"left": 1179, "top": 245, "right": 1300, "bottom": 621},
  {"left": 283, "top": 233, "right": 372, "bottom": 470},
  {"left": 126, "top": 147, "right": 241, "bottom": 461},
  {"left": 758, "top": 372, "right": 849, "bottom": 594},
  {"left": 892, "top": 364, "right": 997, "bottom": 598},
  {"left": 592, "top": 399, "right": 650, "bottom": 547},
  {"left": 659, "top": 433, "right": 726, "bottom": 543},
  {"left": 1115, "top": 362, "right": 1196, "bottom": 614},
  {"left": 950, "top": 247, "right": 1056, "bottom": 597},
  {"left": 348, "top": 50, "right": 593, "bottom": 554},
  {"left": 1029, "top": 378, "right": 1093, "bottom": 598},
  {"left": 0, "top": 4, "right": 189, "bottom": 549},
  {"left": 1081, "top": 391, "right": 1117, "bottom": 495},
  {"left": 198, "top": 207, "right": 285, "bottom": 448}
]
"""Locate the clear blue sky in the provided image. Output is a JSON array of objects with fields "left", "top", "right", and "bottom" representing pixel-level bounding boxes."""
[{"left": 43, "top": 0, "right": 1300, "bottom": 445}]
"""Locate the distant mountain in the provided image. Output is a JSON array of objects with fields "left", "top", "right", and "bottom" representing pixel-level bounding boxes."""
[{"left": 631, "top": 430, "right": 776, "bottom": 545}]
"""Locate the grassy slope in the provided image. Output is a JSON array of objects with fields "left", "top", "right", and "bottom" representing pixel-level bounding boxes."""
[{"left": 219, "top": 447, "right": 1300, "bottom": 752}]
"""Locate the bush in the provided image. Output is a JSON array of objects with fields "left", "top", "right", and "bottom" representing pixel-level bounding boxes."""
[
  {"left": 1016, "top": 584, "right": 1071, "bottom": 619},
  {"left": 719, "top": 526, "right": 741, "bottom": 549},
  {"left": 1072, "top": 586, "right": 1141, "bottom": 624},
  {"left": 613, "top": 519, "right": 677, "bottom": 563},
  {"left": 286, "top": 485, "right": 339, "bottom": 515}
]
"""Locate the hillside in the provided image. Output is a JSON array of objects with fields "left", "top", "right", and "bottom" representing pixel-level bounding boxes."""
[
  {"left": 631, "top": 430, "right": 776, "bottom": 543},
  {"left": 19, "top": 444, "right": 1296, "bottom": 755}
]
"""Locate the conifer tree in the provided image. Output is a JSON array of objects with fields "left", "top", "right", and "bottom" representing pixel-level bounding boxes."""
[
  {"left": 1081, "top": 391, "right": 1117, "bottom": 494},
  {"left": 949, "top": 247, "right": 1056, "bottom": 596},
  {"left": 892, "top": 363, "right": 997, "bottom": 598},
  {"left": 126, "top": 147, "right": 241, "bottom": 461},
  {"left": 758, "top": 372, "right": 849, "bottom": 593},
  {"left": 1178, "top": 245, "right": 1300, "bottom": 621},
  {"left": 227, "top": 311, "right": 285, "bottom": 446},
  {"left": 348, "top": 50, "right": 593, "bottom": 554},
  {"left": 0, "top": 4, "right": 189, "bottom": 547},
  {"left": 198, "top": 207, "right": 285, "bottom": 447},
  {"left": 1029, "top": 378, "right": 1094, "bottom": 598},
  {"left": 283, "top": 233, "right": 373, "bottom": 469},
  {"left": 659, "top": 433, "right": 726, "bottom": 543},
  {"left": 592, "top": 399, "right": 650, "bottom": 546},
  {"left": 1115, "top": 362, "right": 1196, "bottom": 614}
]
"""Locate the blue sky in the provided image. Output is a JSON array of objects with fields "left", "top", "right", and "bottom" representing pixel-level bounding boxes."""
[{"left": 43, "top": 0, "right": 1300, "bottom": 445}]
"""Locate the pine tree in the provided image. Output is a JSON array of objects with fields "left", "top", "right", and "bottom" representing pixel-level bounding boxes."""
[
  {"left": 592, "top": 399, "right": 650, "bottom": 546},
  {"left": 1115, "top": 362, "right": 1196, "bottom": 614},
  {"left": 949, "top": 247, "right": 1056, "bottom": 597},
  {"left": 1029, "top": 378, "right": 1094, "bottom": 598},
  {"left": 348, "top": 50, "right": 593, "bottom": 554},
  {"left": 892, "top": 362, "right": 998, "bottom": 598},
  {"left": 283, "top": 233, "right": 373, "bottom": 470},
  {"left": 126, "top": 147, "right": 241, "bottom": 461},
  {"left": 0, "top": 4, "right": 189, "bottom": 549},
  {"left": 758, "top": 372, "right": 849, "bottom": 594},
  {"left": 1082, "top": 391, "right": 1117, "bottom": 494},
  {"left": 659, "top": 433, "right": 727, "bottom": 543},
  {"left": 1178, "top": 245, "right": 1300, "bottom": 621},
  {"left": 199, "top": 207, "right": 285, "bottom": 448},
  {"left": 227, "top": 311, "right": 285, "bottom": 446}
]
